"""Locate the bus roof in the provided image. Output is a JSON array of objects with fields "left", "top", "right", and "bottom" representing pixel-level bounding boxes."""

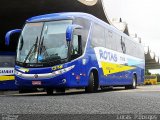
[{"left": 27, "top": 12, "right": 98, "bottom": 22}]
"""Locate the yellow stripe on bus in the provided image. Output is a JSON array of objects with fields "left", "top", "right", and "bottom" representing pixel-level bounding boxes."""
[
  {"left": 101, "top": 61, "right": 135, "bottom": 76},
  {"left": 0, "top": 76, "right": 15, "bottom": 81}
]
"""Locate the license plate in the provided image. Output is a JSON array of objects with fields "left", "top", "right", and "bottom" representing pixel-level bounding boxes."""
[{"left": 32, "top": 81, "right": 41, "bottom": 85}]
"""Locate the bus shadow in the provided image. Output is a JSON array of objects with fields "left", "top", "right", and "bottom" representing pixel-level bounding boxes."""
[{"left": 8, "top": 87, "right": 132, "bottom": 97}]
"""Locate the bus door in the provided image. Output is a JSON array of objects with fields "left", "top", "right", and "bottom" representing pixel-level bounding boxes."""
[{"left": 71, "top": 34, "right": 86, "bottom": 85}]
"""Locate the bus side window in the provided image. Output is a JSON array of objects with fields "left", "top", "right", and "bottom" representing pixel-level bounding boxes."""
[
  {"left": 105, "top": 30, "right": 113, "bottom": 49},
  {"left": 71, "top": 35, "right": 82, "bottom": 59},
  {"left": 91, "top": 23, "right": 105, "bottom": 48}
]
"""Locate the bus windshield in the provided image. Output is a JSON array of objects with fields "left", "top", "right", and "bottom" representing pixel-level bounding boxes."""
[{"left": 16, "top": 20, "right": 72, "bottom": 66}]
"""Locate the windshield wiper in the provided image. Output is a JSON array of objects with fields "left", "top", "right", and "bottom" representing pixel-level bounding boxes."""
[
  {"left": 23, "top": 36, "right": 39, "bottom": 63},
  {"left": 39, "top": 37, "right": 48, "bottom": 54},
  {"left": 38, "top": 36, "right": 49, "bottom": 60}
]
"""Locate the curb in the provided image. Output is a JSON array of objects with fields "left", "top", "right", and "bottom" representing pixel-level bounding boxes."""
[{"left": 0, "top": 91, "right": 18, "bottom": 95}]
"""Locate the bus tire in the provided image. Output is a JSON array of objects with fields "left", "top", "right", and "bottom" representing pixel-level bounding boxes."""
[
  {"left": 125, "top": 75, "right": 137, "bottom": 89},
  {"left": 85, "top": 72, "right": 98, "bottom": 93},
  {"left": 46, "top": 88, "right": 53, "bottom": 95}
]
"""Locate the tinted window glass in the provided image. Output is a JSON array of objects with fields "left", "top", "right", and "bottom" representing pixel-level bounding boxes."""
[
  {"left": 73, "top": 18, "right": 91, "bottom": 52},
  {"left": 91, "top": 23, "right": 105, "bottom": 48}
]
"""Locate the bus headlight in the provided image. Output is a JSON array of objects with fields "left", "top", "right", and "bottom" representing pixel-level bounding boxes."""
[{"left": 52, "top": 65, "right": 75, "bottom": 75}]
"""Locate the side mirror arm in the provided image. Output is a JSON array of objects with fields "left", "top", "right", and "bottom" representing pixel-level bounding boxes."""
[
  {"left": 66, "top": 24, "right": 83, "bottom": 42},
  {"left": 5, "top": 29, "right": 22, "bottom": 46}
]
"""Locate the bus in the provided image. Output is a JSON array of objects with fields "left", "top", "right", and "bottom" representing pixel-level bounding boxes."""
[
  {"left": 144, "top": 75, "right": 157, "bottom": 85},
  {"left": 5, "top": 12, "right": 145, "bottom": 94},
  {"left": 0, "top": 52, "right": 17, "bottom": 90}
]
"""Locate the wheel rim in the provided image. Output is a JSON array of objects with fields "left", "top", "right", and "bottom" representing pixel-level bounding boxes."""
[{"left": 133, "top": 77, "right": 136, "bottom": 88}]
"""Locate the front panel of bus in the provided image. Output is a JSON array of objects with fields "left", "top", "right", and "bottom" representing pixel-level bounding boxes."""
[{"left": 15, "top": 18, "right": 91, "bottom": 89}]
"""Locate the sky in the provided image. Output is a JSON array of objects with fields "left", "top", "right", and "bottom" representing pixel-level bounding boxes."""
[{"left": 103, "top": 0, "right": 160, "bottom": 73}]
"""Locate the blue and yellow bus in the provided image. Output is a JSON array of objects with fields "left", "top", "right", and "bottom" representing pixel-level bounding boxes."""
[
  {"left": 5, "top": 12, "right": 145, "bottom": 94},
  {"left": 0, "top": 52, "right": 17, "bottom": 90}
]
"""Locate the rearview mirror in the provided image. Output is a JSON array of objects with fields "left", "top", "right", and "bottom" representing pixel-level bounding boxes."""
[
  {"left": 66, "top": 24, "right": 83, "bottom": 42},
  {"left": 5, "top": 29, "right": 21, "bottom": 46}
]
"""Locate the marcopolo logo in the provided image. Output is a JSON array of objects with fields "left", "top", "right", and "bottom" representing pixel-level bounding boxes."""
[
  {"left": 0, "top": 68, "right": 14, "bottom": 76},
  {"left": 99, "top": 49, "right": 118, "bottom": 62}
]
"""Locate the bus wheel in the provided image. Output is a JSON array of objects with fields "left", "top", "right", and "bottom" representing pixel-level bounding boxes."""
[
  {"left": 125, "top": 75, "right": 137, "bottom": 89},
  {"left": 46, "top": 88, "right": 53, "bottom": 95},
  {"left": 55, "top": 88, "right": 65, "bottom": 93},
  {"left": 85, "top": 72, "right": 98, "bottom": 93}
]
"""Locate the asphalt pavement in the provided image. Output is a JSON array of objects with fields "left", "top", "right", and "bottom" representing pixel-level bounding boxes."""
[{"left": 0, "top": 85, "right": 160, "bottom": 115}]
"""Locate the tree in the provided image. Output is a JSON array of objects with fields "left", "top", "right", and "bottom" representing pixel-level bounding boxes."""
[{"left": 145, "top": 69, "right": 151, "bottom": 75}]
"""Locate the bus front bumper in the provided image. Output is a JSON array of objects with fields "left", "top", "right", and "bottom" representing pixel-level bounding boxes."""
[
  {"left": 15, "top": 65, "right": 75, "bottom": 88},
  {"left": 15, "top": 75, "right": 68, "bottom": 88}
]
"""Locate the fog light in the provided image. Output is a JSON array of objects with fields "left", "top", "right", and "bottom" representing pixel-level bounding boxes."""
[{"left": 76, "top": 75, "right": 80, "bottom": 80}]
